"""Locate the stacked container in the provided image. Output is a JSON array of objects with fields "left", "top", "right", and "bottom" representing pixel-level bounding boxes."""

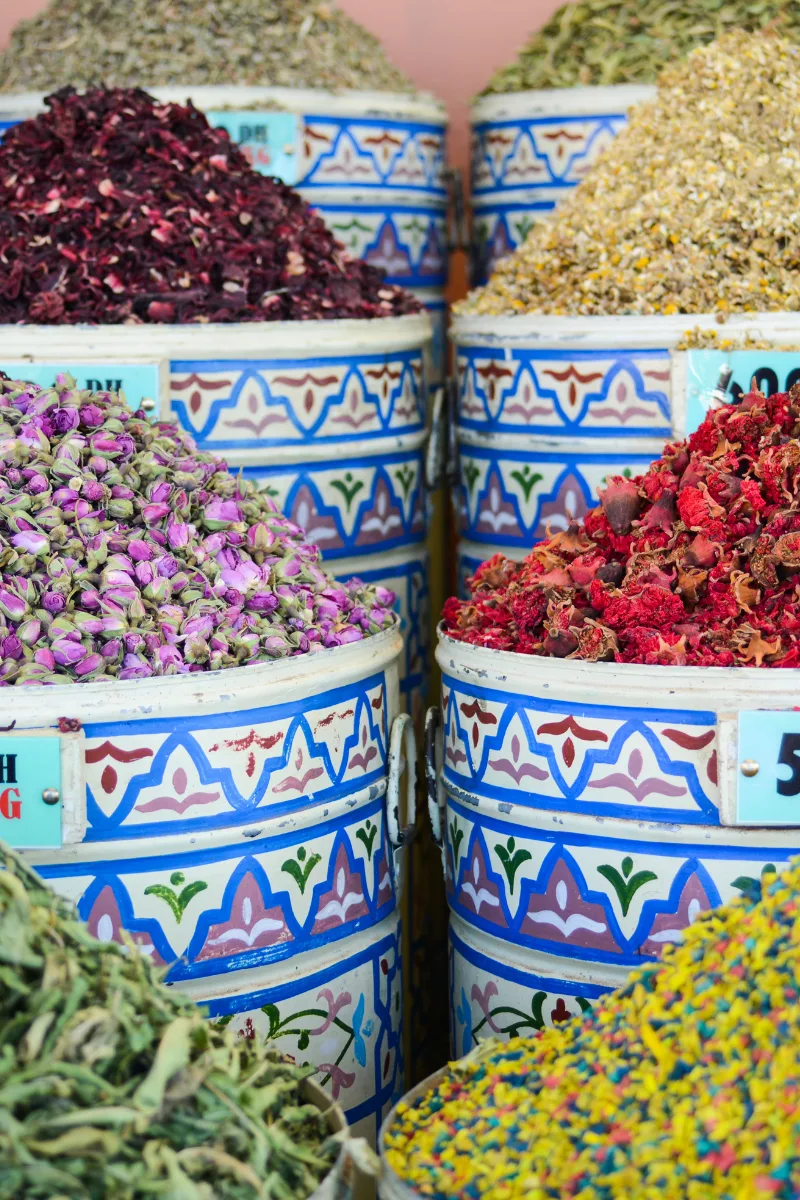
[
  {"left": 19, "top": 628, "right": 411, "bottom": 1144},
  {"left": 431, "top": 638, "right": 800, "bottom": 1056},
  {"left": 0, "top": 86, "right": 450, "bottom": 388},
  {"left": 431, "top": 317, "right": 800, "bottom": 1056},
  {"left": 0, "top": 312, "right": 433, "bottom": 1141},
  {"left": 450, "top": 312, "right": 678, "bottom": 591},
  {"left": 0, "top": 316, "right": 433, "bottom": 725},
  {"left": 469, "top": 86, "right": 654, "bottom": 285}
]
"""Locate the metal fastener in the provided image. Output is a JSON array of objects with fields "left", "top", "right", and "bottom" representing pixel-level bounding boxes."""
[
  {"left": 740, "top": 759, "right": 760, "bottom": 778},
  {"left": 42, "top": 787, "right": 60, "bottom": 805}
]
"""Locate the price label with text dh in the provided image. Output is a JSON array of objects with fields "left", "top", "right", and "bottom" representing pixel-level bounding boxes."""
[
  {"left": 207, "top": 111, "right": 300, "bottom": 182},
  {"left": 0, "top": 734, "right": 62, "bottom": 849},
  {"left": 0, "top": 361, "right": 161, "bottom": 415},
  {"left": 737, "top": 711, "right": 800, "bottom": 825}
]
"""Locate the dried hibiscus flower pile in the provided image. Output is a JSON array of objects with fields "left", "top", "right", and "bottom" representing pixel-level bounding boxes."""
[
  {"left": 0, "top": 86, "right": 420, "bottom": 325},
  {"left": 445, "top": 383, "right": 800, "bottom": 668},
  {"left": 0, "top": 374, "right": 395, "bottom": 686}
]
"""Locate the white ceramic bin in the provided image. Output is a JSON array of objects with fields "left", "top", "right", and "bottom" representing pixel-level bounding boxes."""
[
  {"left": 0, "top": 86, "right": 450, "bottom": 383},
  {"left": 449, "top": 312, "right": 800, "bottom": 553},
  {"left": 16, "top": 625, "right": 414, "bottom": 1144},
  {"left": 469, "top": 85, "right": 654, "bottom": 285},
  {"left": 427, "top": 631, "right": 800, "bottom": 1057},
  {"left": 0, "top": 313, "right": 434, "bottom": 715}
]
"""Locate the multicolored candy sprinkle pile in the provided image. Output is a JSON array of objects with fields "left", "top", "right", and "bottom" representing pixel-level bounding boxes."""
[
  {"left": 444, "top": 382, "right": 800, "bottom": 667},
  {"left": 0, "top": 374, "right": 395, "bottom": 685},
  {"left": 0, "top": 86, "right": 419, "bottom": 325},
  {"left": 384, "top": 860, "right": 800, "bottom": 1198}
]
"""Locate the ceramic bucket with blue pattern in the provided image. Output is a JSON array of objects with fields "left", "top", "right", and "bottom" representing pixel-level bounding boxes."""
[
  {"left": 469, "top": 84, "right": 654, "bottom": 285},
  {"left": 20, "top": 626, "right": 407, "bottom": 1145},
  {"left": 449, "top": 312, "right": 800, "bottom": 550},
  {"left": 431, "top": 632, "right": 800, "bottom": 1053},
  {"left": 0, "top": 86, "right": 449, "bottom": 388}
]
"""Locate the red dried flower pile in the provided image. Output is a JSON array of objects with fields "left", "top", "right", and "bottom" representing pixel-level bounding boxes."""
[
  {"left": 0, "top": 86, "right": 420, "bottom": 325},
  {"left": 444, "top": 384, "right": 800, "bottom": 668}
]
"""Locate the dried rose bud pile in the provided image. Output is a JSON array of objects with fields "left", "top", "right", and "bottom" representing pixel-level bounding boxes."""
[
  {"left": 0, "top": 86, "right": 420, "bottom": 325},
  {"left": 0, "top": 374, "right": 395, "bottom": 686},
  {"left": 444, "top": 383, "right": 800, "bottom": 668}
]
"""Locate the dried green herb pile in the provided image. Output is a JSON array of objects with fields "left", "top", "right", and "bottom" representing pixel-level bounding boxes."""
[
  {"left": 0, "top": 0, "right": 415, "bottom": 94},
  {"left": 460, "top": 32, "right": 800, "bottom": 317},
  {"left": 0, "top": 843, "right": 341, "bottom": 1199},
  {"left": 481, "top": 0, "right": 800, "bottom": 92}
]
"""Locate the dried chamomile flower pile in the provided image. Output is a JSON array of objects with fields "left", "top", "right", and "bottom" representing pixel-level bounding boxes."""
[
  {"left": 0, "top": 86, "right": 419, "bottom": 325},
  {"left": 460, "top": 32, "right": 800, "bottom": 317},
  {"left": 384, "top": 859, "right": 800, "bottom": 1198},
  {"left": 0, "top": 0, "right": 415, "bottom": 94},
  {"left": 0, "top": 374, "right": 395, "bottom": 686},
  {"left": 0, "top": 842, "right": 342, "bottom": 1199},
  {"left": 444, "top": 381, "right": 800, "bottom": 668},
  {"left": 481, "top": 0, "right": 800, "bottom": 92}
]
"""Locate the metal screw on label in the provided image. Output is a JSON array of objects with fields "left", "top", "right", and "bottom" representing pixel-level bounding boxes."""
[
  {"left": 41, "top": 787, "right": 60, "bottom": 805},
  {"left": 740, "top": 759, "right": 760, "bottom": 778}
]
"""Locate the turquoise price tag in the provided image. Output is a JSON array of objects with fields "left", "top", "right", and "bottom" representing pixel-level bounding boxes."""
[
  {"left": 207, "top": 110, "right": 299, "bottom": 182},
  {"left": 737, "top": 711, "right": 800, "bottom": 825},
  {"left": 0, "top": 361, "right": 161, "bottom": 412},
  {"left": 685, "top": 349, "right": 800, "bottom": 434},
  {"left": 0, "top": 734, "right": 62, "bottom": 849}
]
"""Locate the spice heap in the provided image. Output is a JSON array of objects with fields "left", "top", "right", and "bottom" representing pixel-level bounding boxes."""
[
  {"left": 0, "top": 842, "right": 341, "bottom": 1198},
  {"left": 0, "top": 0, "right": 414, "bottom": 94},
  {"left": 0, "top": 86, "right": 419, "bottom": 325},
  {"left": 385, "top": 859, "right": 800, "bottom": 1198},
  {"left": 0, "top": 374, "right": 395, "bottom": 686},
  {"left": 444, "top": 381, "right": 800, "bottom": 668},
  {"left": 461, "top": 33, "right": 800, "bottom": 317},
  {"left": 481, "top": 0, "right": 800, "bottom": 91}
]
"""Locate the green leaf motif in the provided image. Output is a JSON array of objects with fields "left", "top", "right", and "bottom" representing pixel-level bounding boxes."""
[
  {"left": 331, "top": 217, "right": 373, "bottom": 237},
  {"left": 510, "top": 467, "right": 544, "bottom": 503},
  {"left": 330, "top": 472, "right": 364, "bottom": 512},
  {"left": 494, "top": 836, "right": 533, "bottom": 895},
  {"left": 143, "top": 873, "right": 208, "bottom": 923},
  {"left": 530, "top": 990, "right": 547, "bottom": 1030},
  {"left": 281, "top": 847, "right": 322, "bottom": 895},
  {"left": 261, "top": 1003, "right": 282, "bottom": 1039},
  {"left": 394, "top": 464, "right": 415, "bottom": 501},
  {"left": 597, "top": 855, "right": 658, "bottom": 917},
  {"left": 449, "top": 820, "right": 464, "bottom": 870},
  {"left": 514, "top": 215, "right": 535, "bottom": 243},
  {"left": 463, "top": 460, "right": 480, "bottom": 498},
  {"left": 355, "top": 819, "right": 378, "bottom": 861}
]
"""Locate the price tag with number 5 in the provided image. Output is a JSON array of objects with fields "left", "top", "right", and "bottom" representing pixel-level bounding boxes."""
[{"left": 737, "top": 711, "right": 800, "bottom": 825}]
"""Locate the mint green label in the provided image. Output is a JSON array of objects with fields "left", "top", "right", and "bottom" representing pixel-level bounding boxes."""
[
  {"left": 738, "top": 711, "right": 800, "bottom": 825},
  {"left": 685, "top": 350, "right": 800, "bottom": 434},
  {"left": 0, "top": 735, "right": 62, "bottom": 849},
  {"left": 0, "top": 361, "right": 160, "bottom": 411},
  {"left": 207, "top": 110, "right": 300, "bottom": 181}
]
